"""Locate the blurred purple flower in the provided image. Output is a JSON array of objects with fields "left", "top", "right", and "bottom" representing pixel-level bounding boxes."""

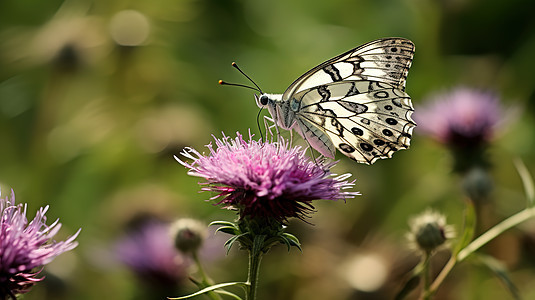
[
  {"left": 0, "top": 190, "right": 80, "bottom": 299},
  {"left": 176, "top": 131, "right": 358, "bottom": 223},
  {"left": 414, "top": 87, "right": 503, "bottom": 148},
  {"left": 115, "top": 220, "right": 187, "bottom": 288}
]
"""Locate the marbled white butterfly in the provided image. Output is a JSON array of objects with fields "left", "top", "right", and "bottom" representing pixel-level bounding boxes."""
[{"left": 221, "top": 38, "right": 416, "bottom": 164}]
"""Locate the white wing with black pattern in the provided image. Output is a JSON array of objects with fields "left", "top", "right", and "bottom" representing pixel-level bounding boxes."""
[{"left": 257, "top": 38, "right": 416, "bottom": 164}]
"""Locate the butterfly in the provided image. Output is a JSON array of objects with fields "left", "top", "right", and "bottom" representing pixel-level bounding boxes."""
[{"left": 222, "top": 38, "right": 416, "bottom": 164}]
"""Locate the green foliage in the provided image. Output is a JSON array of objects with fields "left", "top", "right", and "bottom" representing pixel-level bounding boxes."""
[
  {"left": 1, "top": 0, "right": 535, "bottom": 299},
  {"left": 473, "top": 254, "right": 520, "bottom": 300}
]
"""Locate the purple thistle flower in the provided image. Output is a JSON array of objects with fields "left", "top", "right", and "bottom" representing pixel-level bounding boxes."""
[
  {"left": 0, "top": 190, "right": 80, "bottom": 299},
  {"left": 414, "top": 87, "right": 503, "bottom": 149},
  {"left": 176, "top": 131, "right": 358, "bottom": 223},
  {"left": 115, "top": 220, "right": 187, "bottom": 289}
]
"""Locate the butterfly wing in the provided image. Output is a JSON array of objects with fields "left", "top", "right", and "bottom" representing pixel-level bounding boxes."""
[
  {"left": 279, "top": 38, "right": 415, "bottom": 164},
  {"left": 292, "top": 80, "right": 415, "bottom": 164},
  {"left": 282, "top": 38, "right": 415, "bottom": 100}
]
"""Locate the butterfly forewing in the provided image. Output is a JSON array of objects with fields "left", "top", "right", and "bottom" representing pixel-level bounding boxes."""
[{"left": 282, "top": 38, "right": 415, "bottom": 100}]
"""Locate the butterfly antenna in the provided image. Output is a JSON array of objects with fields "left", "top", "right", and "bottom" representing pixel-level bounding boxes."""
[
  {"left": 231, "top": 62, "right": 263, "bottom": 94},
  {"left": 218, "top": 80, "right": 261, "bottom": 92}
]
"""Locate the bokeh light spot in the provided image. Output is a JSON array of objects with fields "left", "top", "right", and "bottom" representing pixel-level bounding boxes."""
[
  {"left": 344, "top": 253, "right": 388, "bottom": 292},
  {"left": 109, "top": 10, "right": 150, "bottom": 46}
]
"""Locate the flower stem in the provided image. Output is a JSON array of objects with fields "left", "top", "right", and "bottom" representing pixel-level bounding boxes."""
[
  {"left": 422, "top": 252, "right": 432, "bottom": 300},
  {"left": 458, "top": 207, "right": 535, "bottom": 260},
  {"left": 428, "top": 206, "right": 535, "bottom": 295},
  {"left": 192, "top": 251, "right": 222, "bottom": 300},
  {"left": 246, "top": 235, "right": 265, "bottom": 300}
]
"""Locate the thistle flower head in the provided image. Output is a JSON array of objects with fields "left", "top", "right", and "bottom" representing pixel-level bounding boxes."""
[
  {"left": 0, "top": 190, "right": 80, "bottom": 299},
  {"left": 115, "top": 220, "right": 187, "bottom": 288},
  {"left": 407, "top": 209, "right": 454, "bottom": 254},
  {"left": 176, "top": 131, "right": 358, "bottom": 224},
  {"left": 414, "top": 87, "right": 503, "bottom": 149}
]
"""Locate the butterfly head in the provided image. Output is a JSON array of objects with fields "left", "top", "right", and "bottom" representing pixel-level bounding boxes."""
[
  {"left": 254, "top": 93, "right": 282, "bottom": 109},
  {"left": 254, "top": 94, "right": 269, "bottom": 108}
]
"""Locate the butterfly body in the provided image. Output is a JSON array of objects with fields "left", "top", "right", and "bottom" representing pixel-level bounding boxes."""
[{"left": 256, "top": 38, "right": 416, "bottom": 164}]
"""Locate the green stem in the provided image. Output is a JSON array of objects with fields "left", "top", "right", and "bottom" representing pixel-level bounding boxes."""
[
  {"left": 192, "top": 252, "right": 222, "bottom": 300},
  {"left": 246, "top": 236, "right": 265, "bottom": 300},
  {"left": 458, "top": 207, "right": 535, "bottom": 260},
  {"left": 422, "top": 252, "right": 432, "bottom": 300},
  {"left": 428, "top": 206, "right": 535, "bottom": 295}
]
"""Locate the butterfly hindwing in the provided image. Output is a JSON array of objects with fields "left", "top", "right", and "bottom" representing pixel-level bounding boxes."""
[
  {"left": 293, "top": 80, "right": 415, "bottom": 163},
  {"left": 282, "top": 38, "right": 415, "bottom": 100}
]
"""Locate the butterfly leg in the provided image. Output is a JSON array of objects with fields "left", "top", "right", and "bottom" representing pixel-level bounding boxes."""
[{"left": 262, "top": 116, "right": 278, "bottom": 140}]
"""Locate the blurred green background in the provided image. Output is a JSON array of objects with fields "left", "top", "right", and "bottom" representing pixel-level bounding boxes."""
[{"left": 2, "top": 0, "right": 535, "bottom": 299}]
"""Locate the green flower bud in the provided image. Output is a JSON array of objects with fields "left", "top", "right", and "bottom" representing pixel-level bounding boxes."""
[
  {"left": 170, "top": 218, "right": 207, "bottom": 254},
  {"left": 407, "top": 210, "right": 454, "bottom": 253}
]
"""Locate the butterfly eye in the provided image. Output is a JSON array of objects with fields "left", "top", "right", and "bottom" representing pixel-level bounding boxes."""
[{"left": 260, "top": 95, "right": 269, "bottom": 106}]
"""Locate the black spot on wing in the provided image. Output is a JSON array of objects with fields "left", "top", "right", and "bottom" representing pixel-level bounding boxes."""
[
  {"left": 386, "top": 118, "right": 398, "bottom": 125},
  {"left": 373, "top": 139, "right": 386, "bottom": 146},
  {"left": 339, "top": 143, "right": 355, "bottom": 153},
  {"left": 360, "top": 143, "right": 373, "bottom": 152},
  {"left": 338, "top": 101, "right": 368, "bottom": 114},
  {"left": 373, "top": 91, "right": 389, "bottom": 99},
  {"left": 382, "top": 129, "right": 393, "bottom": 136},
  {"left": 392, "top": 98, "right": 403, "bottom": 108},
  {"left": 351, "top": 127, "right": 364, "bottom": 136}
]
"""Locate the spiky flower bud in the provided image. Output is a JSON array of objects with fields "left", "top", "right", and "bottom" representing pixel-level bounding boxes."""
[
  {"left": 407, "top": 210, "right": 454, "bottom": 253},
  {"left": 170, "top": 218, "right": 207, "bottom": 255}
]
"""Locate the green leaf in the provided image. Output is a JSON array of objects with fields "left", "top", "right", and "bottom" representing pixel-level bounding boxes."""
[
  {"left": 454, "top": 200, "right": 476, "bottom": 255},
  {"left": 279, "top": 236, "right": 291, "bottom": 251},
  {"left": 168, "top": 282, "right": 248, "bottom": 300},
  {"left": 210, "top": 221, "right": 239, "bottom": 228},
  {"left": 473, "top": 254, "right": 520, "bottom": 300},
  {"left": 282, "top": 233, "right": 302, "bottom": 251},
  {"left": 224, "top": 233, "right": 249, "bottom": 254},
  {"left": 262, "top": 236, "right": 283, "bottom": 251},
  {"left": 514, "top": 158, "right": 535, "bottom": 206},
  {"left": 214, "top": 290, "right": 244, "bottom": 300},
  {"left": 223, "top": 235, "right": 241, "bottom": 253},
  {"left": 215, "top": 226, "right": 241, "bottom": 236}
]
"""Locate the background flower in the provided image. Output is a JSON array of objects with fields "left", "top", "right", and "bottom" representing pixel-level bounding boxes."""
[
  {"left": 0, "top": 190, "right": 79, "bottom": 299},
  {"left": 414, "top": 87, "right": 505, "bottom": 172},
  {"left": 115, "top": 219, "right": 187, "bottom": 291},
  {"left": 176, "top": 132, "right": 359, "bottom": 224},
  {"left": 414, "top": 87, "right": 503, "bottom": 149}
]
